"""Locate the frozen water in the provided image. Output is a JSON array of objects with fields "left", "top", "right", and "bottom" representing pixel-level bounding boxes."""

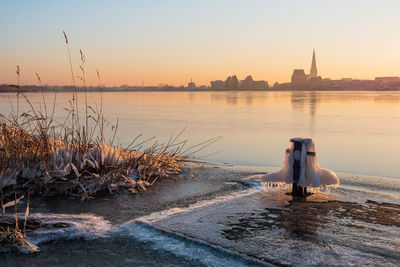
[{"left": 24, "top": 213, "right": 112, "bottom": 245}]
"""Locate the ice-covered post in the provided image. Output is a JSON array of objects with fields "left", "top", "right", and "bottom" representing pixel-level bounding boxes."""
[
  {"left": 290, "top": 138, "right": 312, "bottom": 197},
  {"left": 260, "top": 138, "right": 340, "bottom": 196},
  {"left": 291, "top": 139, "right": 303, "bottom": 196}
]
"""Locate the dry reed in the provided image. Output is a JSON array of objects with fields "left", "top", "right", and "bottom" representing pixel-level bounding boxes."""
[{"left": 0, "top": 192, "right": 35, "bottom": 253}]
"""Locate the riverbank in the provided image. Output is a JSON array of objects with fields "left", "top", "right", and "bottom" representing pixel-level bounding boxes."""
[{"left": 1, "top": 87, "right": 400, "bottom": 93}]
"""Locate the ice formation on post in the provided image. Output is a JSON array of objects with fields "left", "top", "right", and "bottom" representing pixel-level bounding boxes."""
[{"left": 260, "top": 138, "right": 339, "bottom": 190}]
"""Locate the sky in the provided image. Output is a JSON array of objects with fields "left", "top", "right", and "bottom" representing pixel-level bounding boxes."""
[{"left": 1, "top": 0, "right": 400, "bottom": 86}]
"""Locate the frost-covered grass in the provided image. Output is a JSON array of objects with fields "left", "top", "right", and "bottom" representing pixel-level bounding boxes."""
[{"left": 0, "top": 88, "right": 199, "bottom": 201}]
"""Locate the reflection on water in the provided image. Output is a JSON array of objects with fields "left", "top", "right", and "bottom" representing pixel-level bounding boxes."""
[
  {"left": 291, "top": 91, "right": 306, "bottom": 111},
  {"left": 209, "top": 90, "right": 400, "bottom": 107},
  {"left": 1, "top": 91, "right": 400, "bottom": 178}
]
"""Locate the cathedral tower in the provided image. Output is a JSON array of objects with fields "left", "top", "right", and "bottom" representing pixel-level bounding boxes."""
[{"left": 310, "top": 49, "right": 317, "bottom": 78}]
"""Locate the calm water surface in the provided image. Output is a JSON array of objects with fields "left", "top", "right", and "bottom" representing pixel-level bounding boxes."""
[{"left": 1, "top": 91, "right": 399, "bottom": 178}]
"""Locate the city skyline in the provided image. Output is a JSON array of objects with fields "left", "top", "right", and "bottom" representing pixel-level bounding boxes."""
[
  {"left": 3, "top": 48, "right": 400, "bottom": 91},
  {"left": 2, "top": 0, "right": 400, "bottom": 86}
]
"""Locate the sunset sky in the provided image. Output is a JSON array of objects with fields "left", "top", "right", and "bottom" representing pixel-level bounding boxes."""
[{"left": 1, "top": 0, "right": 400, "bottom": 86}]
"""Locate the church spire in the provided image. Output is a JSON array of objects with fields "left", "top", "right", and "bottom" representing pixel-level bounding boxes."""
[{"left": 310, "top": 49, "right": 317, "bottom": 78}]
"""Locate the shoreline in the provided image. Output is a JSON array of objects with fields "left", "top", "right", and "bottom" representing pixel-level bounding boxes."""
[
  {"left": 1, "top": 88, "right": 400, "bottom": 93},
  {"left": 4, "top": 163, "right": 400, "bottom": 219},
  {"left": 5, "top": 163, "right": 400, "bottom": 223}
]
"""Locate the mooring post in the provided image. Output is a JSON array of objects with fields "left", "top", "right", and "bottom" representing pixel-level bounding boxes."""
[
  {"left": 261, "top": 137, "right": 339, "bottom": 196},
  {"left": 291, "top": 140, "right": 307, "bottom": 197}
]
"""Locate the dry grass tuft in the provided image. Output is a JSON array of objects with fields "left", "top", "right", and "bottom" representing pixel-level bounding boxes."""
[{"left": 0, "top": 87, "right": 199, "bottom": 201}]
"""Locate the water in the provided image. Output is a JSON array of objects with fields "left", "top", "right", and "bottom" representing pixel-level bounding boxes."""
[
  {"left": 1, "top": 91, "right": 400, "bottom": 265},
  {"left": 1, "top": 91, "right": 399, "bottom": 178}
]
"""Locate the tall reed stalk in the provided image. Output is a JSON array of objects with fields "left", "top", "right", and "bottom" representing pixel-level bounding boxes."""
[{"left": 63, "top": 31, "right": 78, "bottom": 148}]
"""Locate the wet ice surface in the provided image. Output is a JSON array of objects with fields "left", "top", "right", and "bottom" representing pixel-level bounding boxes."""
[
  {"left": 142, "top": 181, "right": 400, "bottom": 266},
  {"left": 25, "top": 213, "right": 112, "bottom": 245},
  {"left": 117, "top": 222, "right": 265, "bottom": 267}
]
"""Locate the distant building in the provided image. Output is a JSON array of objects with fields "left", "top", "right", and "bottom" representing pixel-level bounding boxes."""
[
  {"left": 375, "top": 77, "right": 400, "bottom": 84},
  {"left": 211, "top": 75, "right": 268, "bottom": 90},
  {"left": 310, "top": 49, "right": 318, "bottom": 78},
  {"left": 240, "top": 75, "right": 254, "bottom": 88},
  {"left": 188, "top": 78, "right": 196, "bottom": 89},
  {"left": 225, "top": 75, "right": 239, "bottom": 90},
  {"left": 308, "top": 76, "right": 324, "bottom": 88},
  {"left": 340, "top": 78, "right": 353, "bottom": 84},
  {"left": 239, "top": 75, "right": 268, "bottom": 90},
  {"left": 291, "top": 69, "right": 307, "bottom": 86},
  {"left": 210, "top": 80, "right": 225, "bottom": 90},
  {"left": 291, "top": 49, "right": 322, "bottom": 88}
]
